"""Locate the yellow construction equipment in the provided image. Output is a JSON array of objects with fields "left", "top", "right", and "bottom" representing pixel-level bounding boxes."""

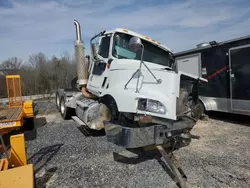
[
  {"left": 0, "top": 75, "right": 34, "bottom": 134},
  {"left": 0, "top": 134, "right": 34, "bottom": 188},
  {"left": 0, "top": 75, "right": 35, "bottom": 188}
]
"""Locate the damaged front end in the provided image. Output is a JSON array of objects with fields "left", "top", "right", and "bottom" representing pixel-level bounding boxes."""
[{"left": 104, "top": 115, "right": 196, "bottom": 149}]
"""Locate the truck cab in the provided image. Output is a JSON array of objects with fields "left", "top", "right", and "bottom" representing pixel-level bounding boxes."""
[
  {"left": 56, "top": 20, "right": 205, "bottom": 149},
  {"left": 87, "top": 28, "right": 203, "bottom": 120},
  {"left": 87, "top": 29, "right": 174, "bottom": 96}
]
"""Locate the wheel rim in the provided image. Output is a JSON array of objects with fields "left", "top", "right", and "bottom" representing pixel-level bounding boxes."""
[
  {"left": 61, "top": 99, "right": 65, "bottom": 114},
  {"left": 56, "top": 95, "right": 60, "bottom": 108}
]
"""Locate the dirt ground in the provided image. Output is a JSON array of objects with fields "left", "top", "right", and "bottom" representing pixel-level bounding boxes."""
[
  {"left": 4, "top": 100, "right": 250, "bottom": 188},
  {"left": 176, "top": 114, "right": 250, "bottom": 188}
]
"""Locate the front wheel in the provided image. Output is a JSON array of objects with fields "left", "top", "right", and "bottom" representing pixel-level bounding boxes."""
[
  {"left": 177, "top": 88, "right": 202, "bottom": 121},
  {"left": 196, "top": 100, "right": 208, "bottom": 120},
  {"left": 60, "top": 97, "right": 73, "bottom": 120}
]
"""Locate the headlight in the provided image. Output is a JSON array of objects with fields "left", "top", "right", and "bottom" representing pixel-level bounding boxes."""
[{"left": 137, "top": 98, "right": 166, "bottom": 114}]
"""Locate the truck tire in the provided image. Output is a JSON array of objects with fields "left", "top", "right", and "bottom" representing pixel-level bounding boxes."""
[
  {"left": 191, "top": 101, "right": 203, "bottom": 120},
  {"left": 176, "top": 88, "right": 202, "bottom": 121},
  {"left": 176, "top": 88, "right": 189, "bottom": 115},
  {"left": 60, "top": 97, "right": 72, "bottom": 120},
  {"left": 56, "top": 92, "right": 61, "bottom": 112},
  {"left": 196, "top": 100, "right": 208, "bottom": 120},
  {"left": 100, "top": 95, "right": 119, "bottom": 122},
  {"left": 71, "top": 76, "right": 78, "bottom": 90}
]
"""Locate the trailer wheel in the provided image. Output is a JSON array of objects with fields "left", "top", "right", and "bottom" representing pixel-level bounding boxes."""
[
  {"left": 60, "top": 97, "right": 72, "bottom": 120},
  {"left": 56, "top": 92, "right": 61, "bottom": 112}
]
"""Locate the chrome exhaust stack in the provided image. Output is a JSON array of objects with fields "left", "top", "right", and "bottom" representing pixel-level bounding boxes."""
[
  {"left": 74, "top": 19, "right": 96, "bottom": 99},
  {"left": 74, "top": 20, "right": 82, "bottom": 42},
  {"left": 74, "top": 19, "right": 88, "bottom": 86}
]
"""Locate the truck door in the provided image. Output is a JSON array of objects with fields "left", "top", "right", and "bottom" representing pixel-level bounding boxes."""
[
  {"left": 87, "top": 34, "right": 111, "bottom": 95},
  {"left": 229, "top": 45, "right": 250, "bottom": 111}
]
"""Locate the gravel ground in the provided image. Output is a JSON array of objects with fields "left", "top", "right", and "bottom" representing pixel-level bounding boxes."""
[{"left": 23, "top": 100, "right": 250, "bottom": 188}]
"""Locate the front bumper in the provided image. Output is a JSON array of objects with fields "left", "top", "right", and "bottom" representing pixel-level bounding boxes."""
[{"left": 104, "top": 121, "right": 169, "bottom": 148}]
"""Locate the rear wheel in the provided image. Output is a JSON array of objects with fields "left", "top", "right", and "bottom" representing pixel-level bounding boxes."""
[
  {"left": 56, "top": 92, "right": 61, "bottom": 112},
  {"left": 71, "top": 76, "right": 78, "bottom": 90},
  {"left": 60, "top": 97, "right": 72, "bottom": 120}
]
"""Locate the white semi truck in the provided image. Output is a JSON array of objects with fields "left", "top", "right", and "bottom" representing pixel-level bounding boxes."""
[{"left": 56, "top": 20, "right": 206, "bottom": 187}]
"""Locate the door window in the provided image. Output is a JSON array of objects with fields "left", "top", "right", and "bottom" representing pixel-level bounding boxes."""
[
  {"left": 91, "top": 36, "right": 111, "bottom": 75},
  {"left": 98, "top": 36, "right": 111, "bottom": 58}
]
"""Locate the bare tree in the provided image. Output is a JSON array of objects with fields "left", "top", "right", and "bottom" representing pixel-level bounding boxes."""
[
  {"left": 0, "top": 51, "right": 77, "bottom": 97},
  {"left": 0, "top": 57, "right": 22, "bottom": 75}
]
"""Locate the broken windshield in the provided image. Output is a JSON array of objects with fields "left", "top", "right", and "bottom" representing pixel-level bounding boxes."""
[{"left": 112, "top": 32, "right": 174, "bottom": 68}]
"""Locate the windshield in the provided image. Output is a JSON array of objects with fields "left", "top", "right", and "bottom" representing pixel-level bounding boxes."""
[{"left": 112, "top": 32, "right": 174, "bottom": 68}]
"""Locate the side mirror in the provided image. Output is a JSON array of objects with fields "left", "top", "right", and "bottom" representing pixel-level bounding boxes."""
[
  {"left": 128, "top": 36, "right": 143, "bottom": 51},
  {"left": 91, "top": 43, "right": 98, "bottom": 59}
]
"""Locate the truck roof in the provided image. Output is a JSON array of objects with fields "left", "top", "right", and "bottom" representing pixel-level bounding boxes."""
[
  {"left": 174, "top": 34, "right": 250, "bottom": 56},
  {"left": 105, "top": 28, "right": 174, "bottom": 54}
]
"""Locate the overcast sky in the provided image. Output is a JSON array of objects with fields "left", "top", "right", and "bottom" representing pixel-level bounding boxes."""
[{"left": 0, "top": 0, "right": 250, "bottom": 62}]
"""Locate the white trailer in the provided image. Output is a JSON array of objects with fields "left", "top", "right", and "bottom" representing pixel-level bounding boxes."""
[{"left": 56, "top": 20, "right": 206, "bottom": 187}]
